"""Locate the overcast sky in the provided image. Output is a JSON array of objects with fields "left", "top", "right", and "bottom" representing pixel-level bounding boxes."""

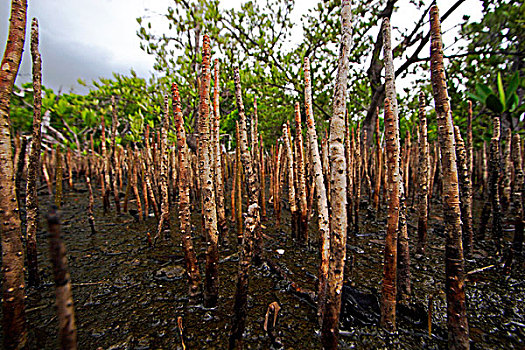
[{"left": 0, "top": 0, "right": 481, "bottom": 95}]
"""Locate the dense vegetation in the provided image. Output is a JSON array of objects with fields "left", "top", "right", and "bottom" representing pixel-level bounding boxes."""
[{"left": 9, "top": 0, "right": 524, "bottom": 150}]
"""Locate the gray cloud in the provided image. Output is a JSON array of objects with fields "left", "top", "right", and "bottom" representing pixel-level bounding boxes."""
[{"left": 0, "top": 1, "right": 154, "bottom": 95}]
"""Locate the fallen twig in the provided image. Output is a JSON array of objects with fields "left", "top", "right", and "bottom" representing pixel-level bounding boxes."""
[
  {"left": 264, "top": 257, "right": 316, "bottom": 306},
  {"left": 177, "top": 316, "right": 186, "bottom": 350},
  {"left": 264, "top": 301, "right": 282, "bottom": 348},
  {"left": 71, "top": 281, "right": 106, "bottom": 287},
  {"left": 466, "top": 265, "right": 495, "bottom": 275}
]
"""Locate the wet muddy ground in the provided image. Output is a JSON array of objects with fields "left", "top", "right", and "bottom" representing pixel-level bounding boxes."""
[{"left": 6, "top": 180, "right": 525, "bottom": 349}]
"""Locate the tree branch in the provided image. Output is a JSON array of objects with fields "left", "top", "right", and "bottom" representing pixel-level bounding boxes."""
[
  {"left": 413, "top": 50, "right": 522, "bottom": 63},
  {"left": 394, "top": 0, "right": 467, "bottom": 78}
]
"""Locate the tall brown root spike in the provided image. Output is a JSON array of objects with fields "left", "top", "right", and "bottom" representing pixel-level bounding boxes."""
[
  {"left": 321, "top": 0, "right": 351, "bottom": 348},
  {"left": 110, "top": 96, "right": 121, "bottom": 213},
  {"left": 294, "top": 102, "right": 308, "bottom": 244},
  {"left": 229, "top": 67, "right": 262, "bottom": 349},
  {"left": 172, "top": 83, "right": 202, "bottom": 301},
  {"left": 416, "top": 92, "right": 430, "bottom": 255},
  {"left": 154, "top": 95, "right": 171, "bottom": 243},
  {"left": 47, "top": 206, "right": 78, "bottom": 350},
  {"left": 430, "top": 6, "right": 469, "bottom": 350},
  {"left": 488, "top": 116, "right": 503, "bottom": 253},
  {"left": 454, "top": 126, "right": 473, "bottom": 260},
  {"left": 213, "top": 59, "right": 227, "bottom": 241},
  {"left": 0, "top": 2, "right": 29, "bottom": 347},
  {"left": 373, "top": 110, "right": 382, "bottom": 212},
  {"left": 304, "top": 56, "right": 330, "bottom": 326},
  {"left": 504, "top": 134, "right": 524, "bottom": 272},
  {"left": 380, "top": 98, "right": 399, "bottom": 332},
  {"left": 26, "top": 17, "right": 43, "bottom": 288},
  {"left": 197, "top": 35, "right": 220, "bottom": 308},
  {"left": 283, "top": 122, "right": 297, "bottom": 239}
]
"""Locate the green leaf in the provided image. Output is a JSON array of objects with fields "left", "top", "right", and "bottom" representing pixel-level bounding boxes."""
[
  {"left": 466, "top": 91, "right": 484, "bottom": 103},
  {"left": 475, "top": 83, "right": 493, "bottom": 101},
  {"left": 497, "top": 72, "right": 506, "bottom": 110},
  {"left": 486, "top": 94, "right": 504, "bottom": 114}
]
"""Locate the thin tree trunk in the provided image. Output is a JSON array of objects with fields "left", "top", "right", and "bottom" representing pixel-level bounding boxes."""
[
  {"left": 260, "top": 136, "right": 266, "bottom": 219},
  {"left": 86, "top": 175, "right": 96, "bottom": 235},
  {"left": 304, "top": 57, "right": 330, "bottom": 326},
  {"left": 235, "top": 122, "right": 243, "bottom": 244},
  {"left": 397, "top": 188, "right": 411, "bottom": 304},
  {"left": 322, "top": 134, "right": 330, "bottom": 204},
  {"left": 416, "top": 92, "right": 430, "bottom": 255},
  {"left": 252, "top": 96, "right": 259, "bottom": 166},
  {"left": 283, "top": 122, "right": 298, "bottom": 239},
  {"left": 502, "top": 131, "right": 512, "bottom": 214},
  {"left": 269, "top": 144, "right": 274, "bottom": 207},
  {"left": 170, "top": 143, "right": 177, "bottom": 204},
  {"left": 213, "top": 59, "right": 227, "bottom": 241},
  {"left": 274, "top": 141, "right": 283, "bottom": 226},
  {"left": 42, "top": 151, "right": 53, "bottom": 197},
  {"left": 294, "top": 102, "right": 308, "bottom": 244},
  {"left": 428, "top": 143, "right": 437, "bottom": 203},
  {"left": 403, "top": 130, "right": 411, "bottom": 196},
  {"left": 131, "top": 148, "right": 143, "bottom": 222},
  {"left": 482, "top": 141, "right": 488, "bottom": 193},
  {"left": 321, "top": 1, "right": 351, "bottom": 347},
  {"left": 123, "top": 146, "right": 132, "bottom": 212},
  {"left": 306, "top": 132, "right": 315, "bottom": 221},
  {"left": 353, "top": 125, "right": 361, "bottom": 234},
  {"left": 362, "top": 131, "right": 372, "bottom": 202},
  {"left": 55, "top": 146, "right": 63, "bottom": 208},
  {"left": 154, "top": 96, "right": 171, "bottom": 243},
  {"left": 454, "top": 126, "right": 473, "bottom": 258},
  {"left": 66, "top": 148, "right": 73, "bottom": 190},
  {"left": 489, "top": 116, "right": 503, "bottom": 254},
  {"left": 47, "top": 207, "right": 78, "bottom": 350},
  {"left": 110, "top": 96, "right": 120, "bottom": 213},
  {"left": 100, "top": 114, "right": 110, "bottom": 214},
  {"left": 197, "top": 36, "right": 219, "bottom": 308},
  {"left": 229, "top": 67, "right": 261, "bottom": 349},
  {"left": 0, "top": 1, "right": 28, "bottom": 346},
  {"left": 142, "top": 126, "right": 150, "bottom": 218},
  {"left": 504, "top": 134, "right": 524, "bottom": 272},
  {"left": 382, "top": 17, "right": 410, "bottom": 307},
  {"left": 172, "top": 83, "right": 202, "bottom": 300},
  {"left": 373, "top": 113, "right": 382, "bottom": 212},
  {"left": 466, "top": 100, "right": 473, "bottom": 184},
  {"left": 117, "top": 146, "right": 123, "bottom": 192},
  {"left": 143, "top": 152, "right": 159, "bottom": 220},
  {"left": 345, "top": 117, "right": 353, "bottom": 238},
  {"left": 26, "top": 18, "right": 43, "bottom": 287},
  {"left": 430, "top": 7, "right": 469, "bottom": 349},
  {"left": 380, "top": 97, "right": 400, "bottom": 332}
]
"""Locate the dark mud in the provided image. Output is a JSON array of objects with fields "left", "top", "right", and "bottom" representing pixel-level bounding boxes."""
[{"left": 5, "top": 181, "right": 525, "bottom": 349}]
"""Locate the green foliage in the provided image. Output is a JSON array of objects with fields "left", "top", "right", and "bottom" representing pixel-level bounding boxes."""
[
  {"left": 9, "top": 0, "right": 523, "bottom": 151},
  {"left": 446, "top": 0, "right": 524, "bottom": 144},
  {"left": 467, "top": 72, "right": 522, "bottom": 115},
  {"left": 10, "top": 71, "right": 168, "bottom": 150},
  {"left": 137, "top": 0, "right": 401, "bottom": 145}
]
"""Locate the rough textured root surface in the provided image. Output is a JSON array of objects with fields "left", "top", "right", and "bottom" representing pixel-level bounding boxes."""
[
  {"left": 430, "top": 6, "right": 469, "bottom": 349},
  {"left": 321, "top": 1, "right": 351, "bottom": 348},
  {"left": 197, "top": 36, "right": 220, "bottom": 308},
  {"left": 380, "top": 97, "right": 399, "bottom": 332}
]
